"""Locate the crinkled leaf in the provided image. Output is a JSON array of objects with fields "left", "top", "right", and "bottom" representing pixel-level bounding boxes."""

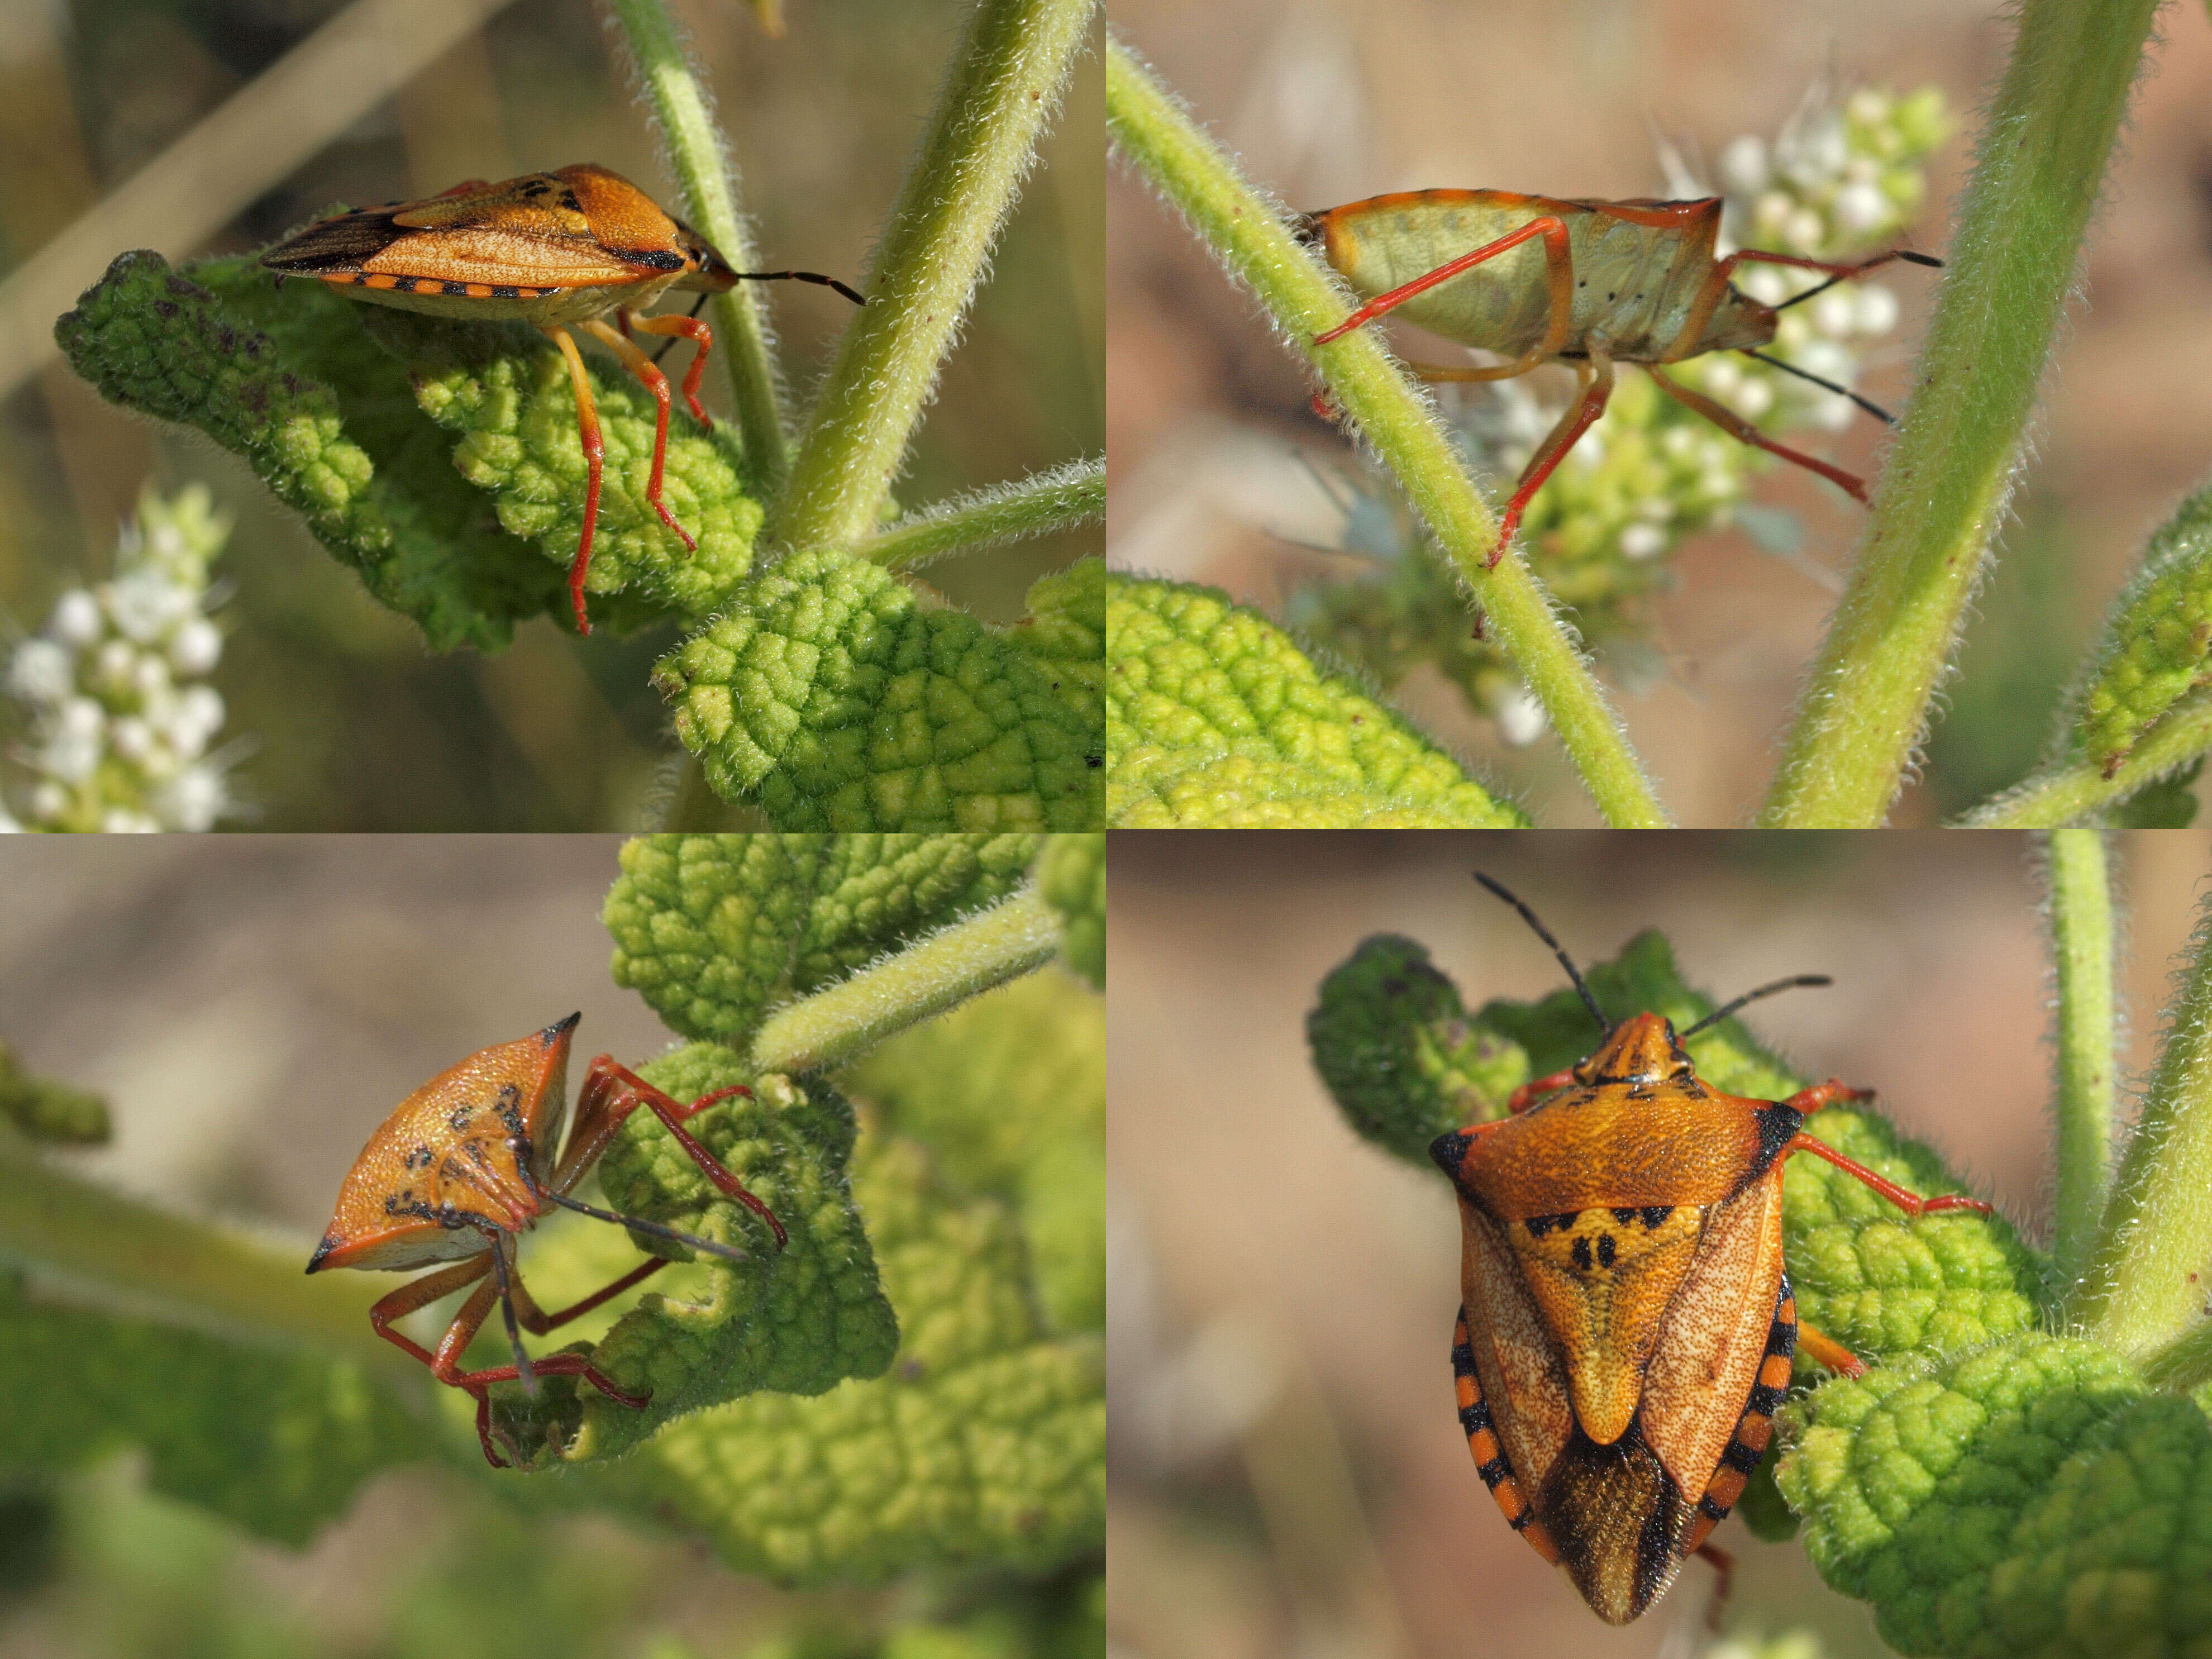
[
  {"left": 574, "top": 1128, "right": 1103, "bottom": 1584},
  {"left": 847, "top": 966, "right": 1102, "bottom": 1333},
  {"left": 1778, "top": 1334, "right": 2212, "bottom": 1657},
  {"left": 1312, "top": 927, "right": 2042, "bottom": 1371},
  {"left": 476, "top": 1046, "right": 895, "bottom": 1469},
  {"left": 2072, "top": 479, "right": 2212, "bottom": 779},
  {"left": 1036, "top": 832, "right": 1103, "bottom": 988},
  {"left": 0, "top": 1268, "right": 448, "bottom": 1543},
  {"left": 1107, "top": 571, "right": 1526, "bottom": 827},
  {"left": 606, "top": 832, "right": 1043, "bottom": 1043},
  {"left": 655, "top": 552, "right": 1103, "bottom": 829}
]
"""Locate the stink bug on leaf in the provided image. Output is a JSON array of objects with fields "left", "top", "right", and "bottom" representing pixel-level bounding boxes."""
[
  {"left": 1297, "top": 192, "right": 1940, "bottom": 557},
  {"left": 260, "top": 164, "right": 864, "bottom": 634},
  {"left": 1427, "top": 875, "right": 1991, "bottom": 1625},
  {"left": 306, "top": 1014, "right": 787, "bottom": 1467}
]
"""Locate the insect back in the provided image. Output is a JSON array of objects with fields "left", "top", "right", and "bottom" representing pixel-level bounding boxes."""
[{"left": 1310, "top": 875, "right": 1995, "bottom": 1625}]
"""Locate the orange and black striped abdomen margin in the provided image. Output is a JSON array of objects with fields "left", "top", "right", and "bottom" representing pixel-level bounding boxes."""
[
  {"left": 1451, "top": 1307, "right": 1561, "bottom": 1563},
  {"left": 326, "top": 274, "right": 556, "bottom": 300},
  {"left": 1681, "top": 1278, "right": 1798, "bottom": 1556}
]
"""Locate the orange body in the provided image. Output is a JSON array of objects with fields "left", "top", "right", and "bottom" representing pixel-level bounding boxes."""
[
  {"left": 1426, "top": 879, "right": 1992, "bottom": 1625},
  {"left": 309, "top": 1014, "right": 785, "bottom": 1467},
  {"left": 262, "top": 164, "right": 859, "bottom": 635}
]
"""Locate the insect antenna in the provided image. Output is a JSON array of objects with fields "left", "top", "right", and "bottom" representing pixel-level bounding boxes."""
[
  {"left": 734, "top": 269, "right": 867, "bottom": 307},
  {"left": 1679, "top": 974, "right": 1833, "bottom": 1040},
  {"left": 1472, "top": 872, "right": 1609, "bottom": 1032},
  {"left": 1738, "top": 349, "right": 1897, "bottom": 425},
  {"left": 541, "top": 1189, "right": 756, "bottom": 1265},
  {"left": 1770, "top": 248, "right": 1942, "bottom": 315},
  {"left": 485, "top": 1231, "right": 536, "bottom": 1398}
]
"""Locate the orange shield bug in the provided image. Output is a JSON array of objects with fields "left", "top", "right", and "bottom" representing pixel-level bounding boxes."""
[
  {"left": 260, "top": 164, "right": 864, "bottom": 635},
  {"left": 307, "top": 1013, "right": 788, "bottom": 1467},
  {"left": 1426, "top": 875, "right": 1991, "bottom": 1625},
  {"left": 1297, "top": 192, "right": 1939, "bottom": 557}
]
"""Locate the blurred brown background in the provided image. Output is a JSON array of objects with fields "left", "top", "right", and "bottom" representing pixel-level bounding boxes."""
[
  {"left": 1107, "top": 829, "right": 2211, "bottom": 1658},
  {"left": 1107, "top": 0, "right": 2212, "bottom": 825},
  {"left": 0, "top": 0, "right": 1102, "bottom": 828}
]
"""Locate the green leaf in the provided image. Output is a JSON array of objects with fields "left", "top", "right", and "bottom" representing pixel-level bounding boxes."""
[
  {"left": 0, "top": 1046, "right": 109, "bottom": 1145},
  {"left": 0, "top": 1267, "right": 448, "bottom": 1543},
  {"left": 654, "top": 552, "right": 1103, "bottom": 829},
  {"left": 1036, "top": 832, "right": 1103, "bottom": 988},
  {"left": 2070, "top": 481, "right": 2212, "bottom": 781},
  {"left": 1107, "top": 571, "right": 1527, "bottom": 827},
  {"left": 605, "top": 832, "right": 1043, "bottom": 1043},
  {"left": 847, "top": 966, "right": 1102, "bottom": 1333},
  {"left": 576, "top": 1127, "right": 1103, "bottom": 1584},
  {"left": 1777, "top": 1334, "right": 2212, "bottom": 1658},
  {"left": 473, "top": 1048, "right": 898, "bottom": 1467}
]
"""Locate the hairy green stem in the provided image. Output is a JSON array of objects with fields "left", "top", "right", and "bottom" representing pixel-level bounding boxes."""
[
  {"left": 1757, "top": 0, "right": 2161, "bottom": 826},
  {"left": 771, "top": 0, "right": 1096, "bottom": 551},
  {"left": 1956, "top": 689, "right": 2212, "bottom": 827},
  {"left": 0, "top": 1150, "right": 405, "bottom": 1377},
  {"left": 1104, "top": 36, "right": 1667, "bottom": 828},
  {"left": 752, "top": 888, "right": 1061, "bottom": 1074},
  {"left": 2042, "top": 829, "right": 2116, "bottom": 1292},
  {"left": 2139, "top": 1318, "right": 2212, "bottom": 1396},
  {"left": 607, "top": 0, "right": 793, "bottom": 487},
  {"left": 852, "top": 456, "right": 1103, "bottom": 570},
  {"left": 2066, "top": 883, "right": 2212, "bottom": 1353}
]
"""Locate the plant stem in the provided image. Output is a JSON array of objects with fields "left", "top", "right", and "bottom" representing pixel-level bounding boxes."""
[
  {"left": 2065, "top": 883, "right": 2212, "bottom": 1355},
  {"left": 770, "top": 0, "right": 1097, "bottom": 552},
  {"left": 852, "top": 456, "right": 1103, "bottom": 570},
  {"left": 607, "top": 0, "right": 792, "bottom": 488},
  {"left": 2139, "top": 1318, "right": 2212, "bottom": 1396},
  {"left": 1104, "top": 36, "right": 1667, "bottom": 828},
  {"left": 1756, "top": 0, "right": 2162, "bottom": 827},
  {"left": 1955, "top": 689, "right": 2212, "bottom": 827},
  {"left": 751, "top": 888, "right": 1061, "bottom": 1075},
  {"left": 0, "top": 1148, "right": 405, "bottom": 1377},
  {"left": 2042, "top": 828, "right": 2116, "bottom": 1293}
]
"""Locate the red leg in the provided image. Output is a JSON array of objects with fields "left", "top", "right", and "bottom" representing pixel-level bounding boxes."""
[
  {"left": 1488, "top": 348, "right": 1615, "bottom": 565},
  {"left": 509, "top": 1257, "right": 670, "bottom": 1332},
  {"left": 630, "top": 312, "right": 716, "bottom": 427},
  {"left": 1777, "top": 1078, "right": 1876, "bottom": 1114},
  {"left": 1795, "top": 1320, "right": 1867, "bottom": 1379},
  {"left": 555, "top": 1055, "right": 786, "bottom": 1248},
  {"left": 1694, "top": 1541, "right": 1735, "bottom": 1631},
  {"left": 545, "top": 325, "right": 605, "bottom": 635},
  {"left": 1507, "top": 1067, "right": 1580, "bottom": 1115},
  {"left": 1649, "top": 363, "right": 1871, "bottom": 504},
  {"left": 1315, "top": 214, "right": 1574, "bottom": 364},
  {"left": 368, "top": 1255, "right": 494, "bottom": 1372},
  {"left": 579, "top": 317, "right": 697, "bottom": 560},
  {"left": 1784, "top": 1131, "right": 1992, "bottom": 1218}
]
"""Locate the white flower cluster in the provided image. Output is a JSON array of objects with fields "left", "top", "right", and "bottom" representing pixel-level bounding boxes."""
[{"left": 4, "top": 487, "right": 240, "bottom": 832}]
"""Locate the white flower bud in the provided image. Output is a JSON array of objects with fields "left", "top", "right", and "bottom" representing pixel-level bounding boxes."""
[
  {"left": 95, "top": 639, "right": 136, "bottom": 690},
  {"left": 50, "top": 589, "right": 101, "bottom": 647},
  {"left": 159, "top": 764, "right": 228, "bottom": 831},
  {"left": 30, "top": 781, "right": 69, "bottom": 823},
  {"left": 1833, "top": 180, "right": 1890, "bottom": 235},
  {"left": 8, "top": 638, "right": 75, "bottom": 704},
  {"left": 109, "top": 716, "right": 155, "bottom": 763},
  {"left": 169, "top": 617, "right": 222, "bottom": 676},
  {"left": 131, "top": 654, "right": 172, "bottom": 702},
  {"left": 1719, "top": 135, "right": 1770, "bottom": 197},
  {"left": 1732, "top": 377, "right": 1774, "bottom": 419},
  {"left": 101, "top": 808, "right": 160, "bottom": 833},
  {"left": 1812, "top": 289, "right": 1860, "bottom": 339},
  {"left": 1619, "top": 522, "right": 1667, "bottom": 560},
  {"left": 1785, "top": 207, "right": 1828, "bottom": 254},
  {"left": 1853, "top": 285, "right": 1900, "bottom": 335},
  {"left": 1495, "top": 684, "right": 1549, "bottom": 747}
]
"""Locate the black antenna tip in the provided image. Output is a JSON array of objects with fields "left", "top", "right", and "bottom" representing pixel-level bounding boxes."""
[{"left": 1898, "top": 250, "right": 1943, "bottom": 268}]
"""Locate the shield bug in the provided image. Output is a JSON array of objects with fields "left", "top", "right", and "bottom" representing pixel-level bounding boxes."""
[
  {"left": 307, "top": 1013, "right": 788, "bottom": 1467},
  {"left": 1426, "top": 874, "right": 1991, "bottom": 1625},
  {"left": 260, "top": 164, "right": 864, "bottom": 635},
  {"left": 1296, "top": 192, "right": 1939, "bottom": 557}
]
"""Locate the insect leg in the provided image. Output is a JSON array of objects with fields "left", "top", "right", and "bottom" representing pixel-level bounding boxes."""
[
  {"left": 578, "top": 317, "right": 699, "bottom": 560},
  {"left": 544, "top": 326, "right": 606, "bottom": 635},
  {"left": 1781, "top": 1129, "right": 1994, "bottom": 1218},
  {"left": 629, "top": 311, "right": 717, "bottom": 426},
  {"left": 554, "top": 1056, "right": 786, "bottom": 1247},
  {"left": 1314, "top": 213, "right": 1574, "bottom": 369},
  {"left": 485, "top": 1229, "right": 537, "bottom": 1398},
  {"left": 1646, "top": 365, "right": 1871, "bottom": 506},
  {"left": 1507, "top": 1069, "right": 1580, "bottom": 1114},
  {"left": 508, "top": 1257, "right": 671, "bottom": 1333},
  {"left": 1693, "top": 1542, "right": 1736, "bottom": 1632},
  {"left": 366, "top": 1254, "right": 494, "bottom": 1372},
  {"left": 1488, "top": 346, "right": 1615, "bottom": 564},
  {"left": 1793, "top": 1320, "right": 1867, "bottom": 1379}
]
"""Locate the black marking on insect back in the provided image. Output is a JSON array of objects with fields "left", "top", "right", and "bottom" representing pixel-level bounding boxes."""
[
  {"left": 1696, "top": 1493, "right": 1729, "bottom": 1520},
  {"left": 405, "top": 1143, "right": 435, "bottom": 1170},
  {"left": 1641, "top": 1205, "right": 1672, "bottom": 1229},
  {"left": 1476, "top": 1456, "right": 1510, "bottom": 1487},
  {"left": 1571, "top": 1236, "right": 1594, "bottom": 1272},
  {"left": 1751, "top": 1104, "right": 1805, "bottom": 1180},
  {"left": 1596, "top": 1232, "right": 1617, "bottom": 1268},
  {"left": 1458, "top": 1393, "right": 1493, "bottom": 1434},
  {"left": 490, "top": 284, "right": 522, "bottom": 299},
  {"left": 1612, "top": 1207, "right": 1638, "bottom": 1225},
  {"left": 494, "top": 1082, "right": 526, "bottom": 1140},
  {"left": 1718, "top": 1436, "right": 1765, "bottom": 1475},
  {"left": 448, "top": 1103, "right": 473, "bottom": 1132},
  {"left": 612, "top": 247, "right": 685, "bottom": 271},
  {"left": 440, "top": 280, "right": 470, "bottom": 295},
  {"left": 305, "top": 1232, "right": 342, "bottom": 1271}
]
